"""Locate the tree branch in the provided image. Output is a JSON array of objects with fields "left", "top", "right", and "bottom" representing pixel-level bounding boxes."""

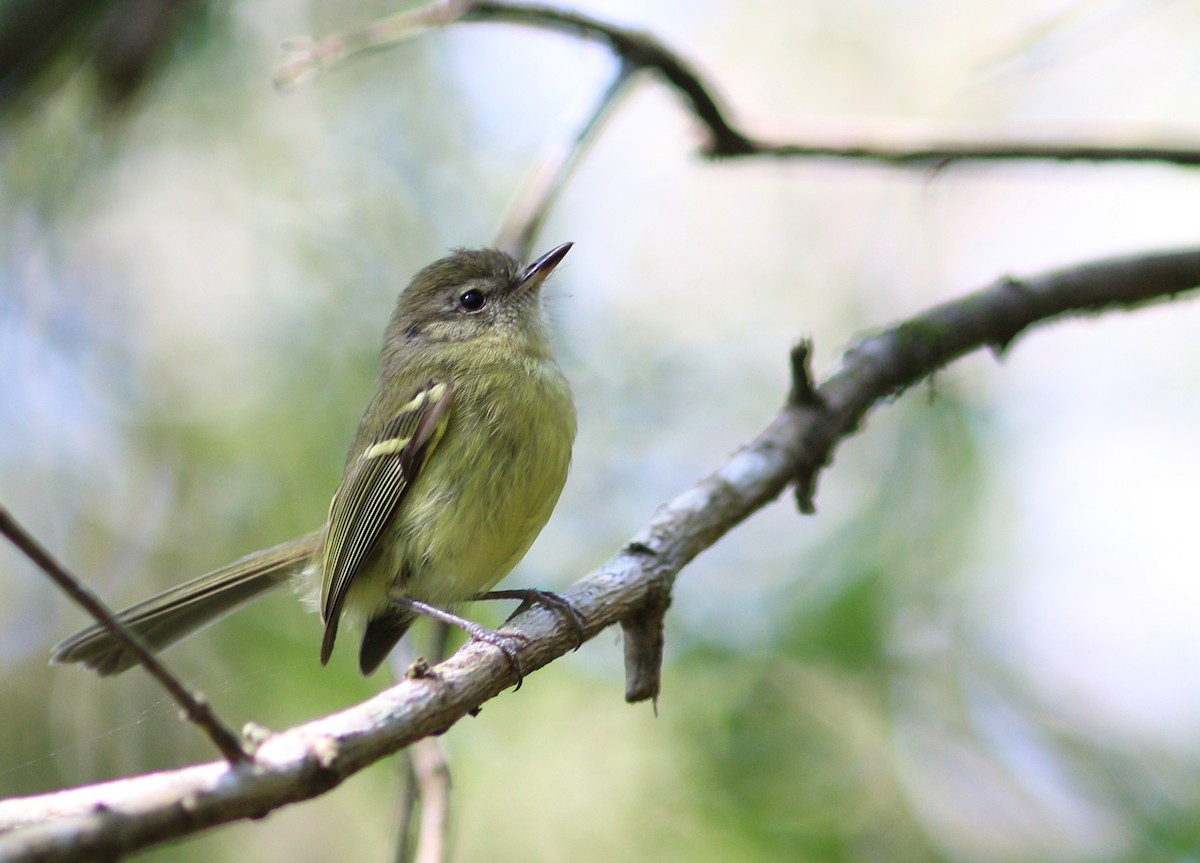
[
  {"left": 493, "top": 59, "right": 634, "bottom": 260},
  {"left": 391, "top": 625, "right": 452, "bottom": 863},
  {"left": 0, "top": 507, "right": 249, "bottom": 765},
  {"left": 274, "top": 0, "right": 1200, "bottom": 169},
  {"left": 2, "top": 246, "right": 1198, "bottom": 861},
  {"left": 406, "top": 737, "right": 451, "bottom": 863}
]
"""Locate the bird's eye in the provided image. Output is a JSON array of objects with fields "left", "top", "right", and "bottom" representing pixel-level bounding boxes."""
[{"left": 458, "top": 289, "right": 486, "bottom": 312}]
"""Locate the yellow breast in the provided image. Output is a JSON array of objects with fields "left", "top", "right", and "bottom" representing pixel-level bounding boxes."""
[{"left": 343, "top": 356, "right": 576, "bottom": 621}]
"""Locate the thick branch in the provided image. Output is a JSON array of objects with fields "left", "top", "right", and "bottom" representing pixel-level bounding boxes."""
[
  {"left": 461, "top": 3, "right": 1200, "bottom": 167},
  {"left": 2, "top": 246, "right": 1199, "bottom": 861},
  {"left": 275, "top": 1, "right": 1200, "bottom": 168}
]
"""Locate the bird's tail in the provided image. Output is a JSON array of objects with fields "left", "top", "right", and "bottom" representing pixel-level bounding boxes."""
[{"left": 51, "top": 531, "right": 322, "bottom": 676}]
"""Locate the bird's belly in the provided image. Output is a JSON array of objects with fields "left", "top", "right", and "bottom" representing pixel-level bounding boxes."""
[
  {"left": 339, "top": 359, "right": 575, "bottom": 626},
  {"left": 370, "top": 417, "right": 571, "bottom": 613}
]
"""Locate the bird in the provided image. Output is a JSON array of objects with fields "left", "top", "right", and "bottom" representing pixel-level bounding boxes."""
[{"left": 52, "top": 243, "right": 578, "bottom": 678}]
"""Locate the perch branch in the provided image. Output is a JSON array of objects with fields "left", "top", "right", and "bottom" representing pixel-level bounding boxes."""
[{"left": 2, "top": 246, "right": 1198, "bottom": 861}]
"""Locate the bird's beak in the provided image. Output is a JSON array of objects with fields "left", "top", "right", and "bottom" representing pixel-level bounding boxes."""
[{"left": 516, "top": 242, "right": 573, "bottom": 294}]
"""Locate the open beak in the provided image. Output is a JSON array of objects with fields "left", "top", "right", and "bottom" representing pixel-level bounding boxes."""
[{"left": 516, "top": 242, "right": 573, "bottom": 293}]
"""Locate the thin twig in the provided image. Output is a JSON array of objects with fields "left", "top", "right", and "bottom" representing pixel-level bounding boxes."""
[
  {"left": 395, "top": 753, "right": 419, "bottom": 863},
  {"left": 392, "top": 622, "right": 452, "bottom": 863},
  {"left": 745, "top": 138, "right": 1200, "bottom": 167},
  {"left": 2, "top": 246, "right": 1198, "bottom": 861},
  {"left": 0, "top": 506, "right": 249, "bottom": 764},
  {"left": 273, "top": 0, "right": 472, "bottom": 88},
  {"left": 409, "top": 738, "right": 451, "bottom": 863},
  {"left": 494, "top": 59, "right": 635, "bottom": 260},
  {"left": 273, "top": 0, "right": 1200, "bottom": 169}
]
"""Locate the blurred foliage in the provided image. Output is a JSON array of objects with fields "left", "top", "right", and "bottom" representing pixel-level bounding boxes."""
[{"left": 4, "top": 1, "right": 1200, "bottom": 862}]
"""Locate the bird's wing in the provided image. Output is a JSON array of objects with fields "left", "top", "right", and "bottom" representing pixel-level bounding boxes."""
[{"left": 319, "top": 381, "right": 454, "bottom": 664}]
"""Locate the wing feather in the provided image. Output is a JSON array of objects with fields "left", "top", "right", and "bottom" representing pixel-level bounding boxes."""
[{"left": 319, "top": 382, "right": 454, "bottom": 663}]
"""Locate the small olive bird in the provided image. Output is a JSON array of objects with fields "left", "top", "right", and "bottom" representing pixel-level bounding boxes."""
[{"left": 52, "top": 243, "right": 578, "bottom": 677}]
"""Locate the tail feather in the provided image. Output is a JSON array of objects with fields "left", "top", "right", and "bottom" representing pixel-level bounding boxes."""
[
  {"left": 51, "top": 532, "right": 321, "bottom": 676},
  {"left": 358, "top": 609, "right": 416, "bottom": 676}
]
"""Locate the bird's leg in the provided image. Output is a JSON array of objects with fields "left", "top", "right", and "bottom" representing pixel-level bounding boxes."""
[
  {"left": 389, "top": 595, "right": 528, "bottom": 688},
  {"left": 470, "top": 589, "right": 586, "bottom": 650}
]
